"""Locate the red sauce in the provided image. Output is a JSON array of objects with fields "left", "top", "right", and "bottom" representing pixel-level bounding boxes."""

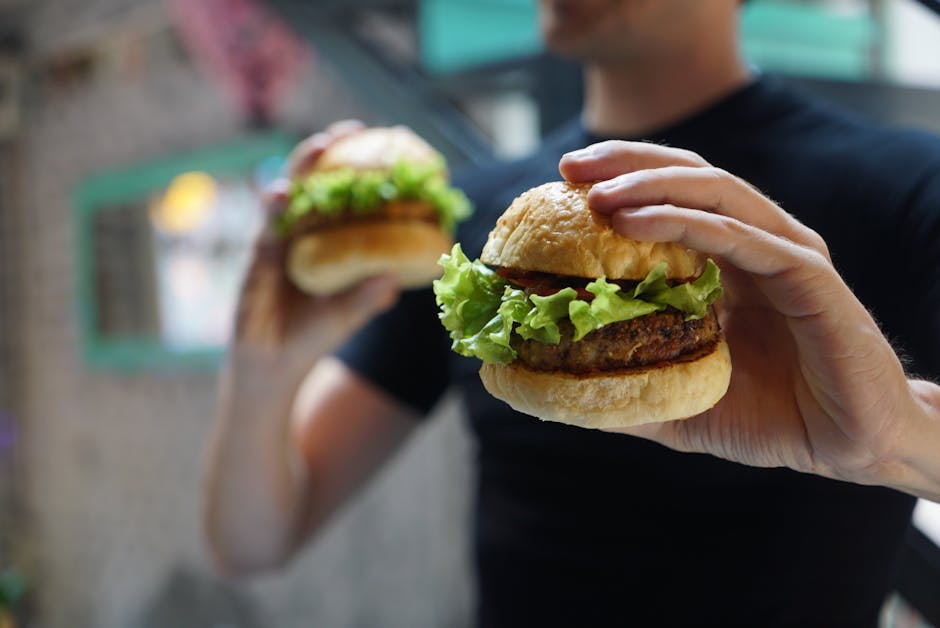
[{"left": 496, "top": 268, "right": 607, "bottom": 301}]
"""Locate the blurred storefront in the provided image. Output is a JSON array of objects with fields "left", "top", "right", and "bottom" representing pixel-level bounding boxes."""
[
  {"left": 0, "top": 0, "right": 938, "bottom": 626},
  {"left": 0, "top": 1, "right": 474, "bottom": 626}
]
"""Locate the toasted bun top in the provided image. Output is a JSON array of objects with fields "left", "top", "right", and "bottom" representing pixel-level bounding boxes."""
[
  {"left": 314, "top": 126, "right": 445, "bottom": 174},
  {"left": 481, "top": 181, "right": 705, "bottom": 280}
]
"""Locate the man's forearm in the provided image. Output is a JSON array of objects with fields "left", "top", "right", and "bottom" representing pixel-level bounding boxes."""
[
  {"left": 203, "top": 358, "right": 310, "bottom": 575},
  {"left": 886, "top": 380, "right": 940, "bottom": 503}
]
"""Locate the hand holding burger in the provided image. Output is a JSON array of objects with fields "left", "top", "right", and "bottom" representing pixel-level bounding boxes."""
[
  {"left": 279, "top": 125, "right": 471, "bottom": 296},
  {"left": 559, "top": 140, "right": 940, "bottom": 502},
  {"left": 232, "top": 121, "right": 400, "bottom": 367},
  {"left": 233, "top": 121, "right": 471, "bottom": 370},
  {"left": 434, "top": 181, "right": 730, "bottom": 429}
]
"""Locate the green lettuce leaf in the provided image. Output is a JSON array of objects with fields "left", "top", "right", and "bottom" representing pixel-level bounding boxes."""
[
  {"left": 433, "top": 245, "right": 723, "bottom": 364},
  {"left": 433, "top": 244, "right": 514, "bottom": 363},
  {"left": 304, "top": 169, "right": 355, "bottom": 215},
  {"left": 632, "top": 259, "right": 722, "bottom": 320},
  {"left": 632, "top": 263, "right": 671, "bottom": 302},
  {"left": 519, "top": 288, "right": 579, "bottom": 344},
  {"left": 278, "top": 160, "right": 472, "bottom": 235},
  {"left": 570, "top": 278, "right": 664, "bottom": 341},
  {"left": 483, "top": 287, "right": 532, "bottom": 361}
]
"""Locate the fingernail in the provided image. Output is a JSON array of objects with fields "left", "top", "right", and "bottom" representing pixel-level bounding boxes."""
[
  {"left": 563, "top": 148, "right": 592, "bottom": 160},
  {"left": 613, "top": 206, "right": 653, "bottom": 218}
]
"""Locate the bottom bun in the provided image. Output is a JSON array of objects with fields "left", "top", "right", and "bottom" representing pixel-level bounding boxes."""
[
  {"left": 287, "top": 221, "right": 453, "bottom": 295},
  {"left": 479, "top": 337, "right": 732, "bottom": 429}
]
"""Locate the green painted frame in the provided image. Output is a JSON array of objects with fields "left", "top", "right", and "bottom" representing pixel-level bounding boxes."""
[{"left": 73, "top": 132, "right": 295, "bottom": 371}]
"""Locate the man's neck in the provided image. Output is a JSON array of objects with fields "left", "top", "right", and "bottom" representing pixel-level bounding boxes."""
[{"left": 582, "top": 45, "right": 751, "bottom": 138}]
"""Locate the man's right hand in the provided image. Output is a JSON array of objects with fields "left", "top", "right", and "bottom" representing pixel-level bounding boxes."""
[
  {"left": 205, "top": 121, "right": 419, "bottom": 577},
  {"left": 232, "top": 120, "right": 399, "bottom": 375}
]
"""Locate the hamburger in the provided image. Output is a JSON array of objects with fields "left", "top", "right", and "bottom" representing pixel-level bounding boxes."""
[
  {"left": 277, "top": 126, "right": 472, "bottom": 295},
  {"left": 433, "top": 181, "right": 731, "bottom": 429}
]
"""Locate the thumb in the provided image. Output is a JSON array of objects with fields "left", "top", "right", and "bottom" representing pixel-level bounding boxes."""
[
  {"left": 294, "top": 274, "right": 401, "bottom": 351},
  {"left": 339, "top": 274, "right": 400, "bottom": 319}
]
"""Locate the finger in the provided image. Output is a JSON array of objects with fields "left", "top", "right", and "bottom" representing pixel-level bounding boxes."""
[
  {"left": 255, "top": 179, "right": 290, "bottom": 251},
  {"left": 293, "top": 275, "right": 401, "bottom": 355},
  {"left": 262, "top": 178, "right": 291, "bottom": 218},
  {"left": 234, "top": 251, "right": 290, "bottom": 347},
  {"left": 287, "top": 133, "right": 333, "bottom": 179},
  {"left": 605, "top": 420, "right": 673, "bottom": 443},
  {"left": 320, "top": 274, "right": 399, "bottom": 322},
  {"left": 324, "top": 118, "right": 367, "bottom": 137},
  {"left": 610, "top": 205, "right": 837, "bottom": 319},
  {"left": 612, "top": 204, "right": 891, "bottom": 381},
  {"left": 604, "top": 417, "right": 710, "bottom": 459},
  {"left": 589, "top": 166, "right": 829, "bottom": 256},
  {"left": 250, "top": 228, "right": 286, "bottom": 267},
  {"left": 287, "top": 119, "right": 367, "bottom": 178},
  {"left": 249, "top": 192, "right": 289, "bottom": 268},
  {"left": 559, "top": 140, "right": 709, "bottom": 183}
]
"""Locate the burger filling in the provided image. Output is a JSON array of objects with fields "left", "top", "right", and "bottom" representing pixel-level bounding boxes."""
[
  {"left": 433, "top": 244, "right": 723, "bottom": 369},
  {"left": 282, "top": 199, "right": 440, "bottom": 237},
  {"left": 513, "top": 312, "right": 720, "bottom": 374},
  {"left": 277, "top": 160, "right": 472, "bottom": 236}
]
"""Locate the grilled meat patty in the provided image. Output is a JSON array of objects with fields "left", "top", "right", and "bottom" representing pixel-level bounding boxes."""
[
  {"left": 287, "top": 200, "right": 439, "bottom": 237},
  {"left": 512, "top": 309, "right": 720, "bottom": 374}
]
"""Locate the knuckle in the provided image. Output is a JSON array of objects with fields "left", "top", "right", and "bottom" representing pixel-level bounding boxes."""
[
  {"left": 717, "top": 211, "right": 748, "bottom": 237},
  {"left": 774, "top": 248, "right": 835, "bottom": 310},
  {"left": 586, "top": 184, "right": 620, "bottom": 210},
  {"left": 806, "top": 229, "right": 831, "bottom": 260},
  {"left": 620, "top": 169, "right": 652, "bottom": 188},
  {"left": 592, "top": 140, "right": 626, "bottom": 158},
  {"left": 677, "top": 148, "right": 709, "bottom": 167},
  {"left": 802, "top": 247, "right": 834, "bottom": 277},
  {"left": 708, "top": 167, "right": 734, "bottom": 185},
  {"left": 596, "top": 172, "right": 630, "bottom": 194}
]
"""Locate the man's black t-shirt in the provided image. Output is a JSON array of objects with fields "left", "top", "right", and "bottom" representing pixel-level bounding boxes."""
[{"left": 336, "top": 76, "right": 940, "bottom": 627}]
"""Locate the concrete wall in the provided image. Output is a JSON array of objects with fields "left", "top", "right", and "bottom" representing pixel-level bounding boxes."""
[{"left": 8, "top": 1, "right": 474, "bottom": 626}]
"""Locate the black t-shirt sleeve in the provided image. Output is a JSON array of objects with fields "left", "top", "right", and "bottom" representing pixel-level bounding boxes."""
[{"left": 333, "top": 287, "right": 452, "bottom": 416}]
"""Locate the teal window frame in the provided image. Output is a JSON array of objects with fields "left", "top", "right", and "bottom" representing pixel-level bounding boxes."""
[{"left": 73, "top": 132, "right": 295, "bottom": 371}]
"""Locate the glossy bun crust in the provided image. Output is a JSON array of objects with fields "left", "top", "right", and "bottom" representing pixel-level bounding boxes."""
[
  {"left": 313, "top": 126, "right": 445, "bottom": 175},
  {"left": 481, "top": 181, "right": 705, "bottom": 280},
  {"left": 287, "top": 219, "right": 452, "bottom": 296},
  {"left": 479, "top": 180, "right": 731, "bottom": 428},
  {"left": 286, "top": 126, "right": 452, "bottom": 295}
]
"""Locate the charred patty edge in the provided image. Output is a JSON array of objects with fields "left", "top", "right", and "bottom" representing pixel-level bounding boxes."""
[
  {"left": 286, "top": 200, "right": 440, "bottom": 239},
  {"left": 511, "top": 309, "right": 721, "bottom": 375}
]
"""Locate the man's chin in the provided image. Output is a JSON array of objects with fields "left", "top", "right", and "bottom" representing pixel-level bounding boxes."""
[{"left": 541, "top": 31, "right": 594, "bottom": 62}]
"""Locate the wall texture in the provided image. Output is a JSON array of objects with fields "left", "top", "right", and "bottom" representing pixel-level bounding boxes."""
[
  {"left": 1, "top": 127, "right": 27, "bottom": 584},
  {"left": 9, "top": 1, "right": 474, "bottom": 626}
]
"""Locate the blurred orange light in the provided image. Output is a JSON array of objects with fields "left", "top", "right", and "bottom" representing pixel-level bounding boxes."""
[{"left": 151, "top": 171, "right": 217, "bottom": 233}]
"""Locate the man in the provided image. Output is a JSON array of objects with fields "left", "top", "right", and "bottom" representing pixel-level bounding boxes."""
[{"left": 204, "top": 1, "right": 940, "bottom": 625}]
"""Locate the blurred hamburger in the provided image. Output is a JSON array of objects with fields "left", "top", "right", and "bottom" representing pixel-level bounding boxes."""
[
  {"left": 433, "top": 181, "right": 731, "bottom": 429},
  {"left": 278, "top": 126, "right": 472, "bottom": 295}
]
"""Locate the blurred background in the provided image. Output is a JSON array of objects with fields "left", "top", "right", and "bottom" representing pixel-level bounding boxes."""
[{"left": 1, "top": 0, "right": 940, "bottom": 626}]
